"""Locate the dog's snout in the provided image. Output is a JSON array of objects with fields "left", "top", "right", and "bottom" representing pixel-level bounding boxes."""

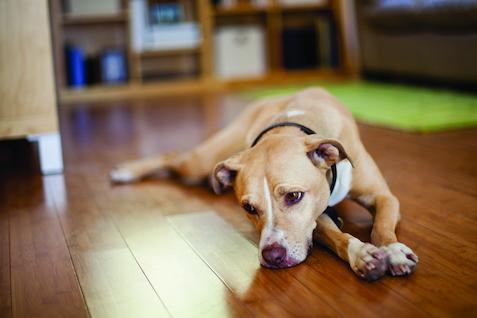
[{"left": 262, "top": 244, "right": 287, "bottom": 266}]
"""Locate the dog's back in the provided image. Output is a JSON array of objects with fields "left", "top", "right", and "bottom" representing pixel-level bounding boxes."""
[{"left": 244, "top": 87, "right": 361, "bottom": 158}]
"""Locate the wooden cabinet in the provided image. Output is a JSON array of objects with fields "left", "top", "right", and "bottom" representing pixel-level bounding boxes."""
[{"left": 0, "top": 0, "right": 63, "bottom": 174}]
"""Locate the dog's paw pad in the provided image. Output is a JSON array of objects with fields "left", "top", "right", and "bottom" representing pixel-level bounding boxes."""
[
  {"left": 110, "top": 166, "right": 138, "bottom": 183},
  {"left": 384, "top": 242, "right": 418, "bottom": 276},
  {"left": 352, "top": 244, "right": 388, "bottom": 281}
]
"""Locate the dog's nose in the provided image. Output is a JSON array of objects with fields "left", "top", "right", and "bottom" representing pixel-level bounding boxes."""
[{"left": 262, "top": 244, "right": 287, "bottom": 266}]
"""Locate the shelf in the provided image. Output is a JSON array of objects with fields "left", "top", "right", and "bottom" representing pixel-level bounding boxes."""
[
  {"left": 223, "top": 68, "right": 346, "bottom": 89},
  {"left": 213, "top": 4, "right": 269, "bottom": 16},
  {"left": 62, "top": 11, "right": 127, "bottom": 26},
  {"left": 60, "top": 79, "right": 214, "bottom": 104},
  {"left": 133, "top": 46, "right": 201, "bottom": 58},
  {"left": 271, "top": 2, "right": 330, "bottom": 12},
  {"left": 59, "top": 68, "right": 348, "bottom": 104},
  {"left": 212, "top": 2, "right": 330, "bottom": 16}
]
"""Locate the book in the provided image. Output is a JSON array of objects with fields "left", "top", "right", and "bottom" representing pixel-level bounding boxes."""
[
  {"left": 129, "top": 0, "right": 200, "bottom": 52},
  {"left": 101, "top": 49, "right": 127, "bottom": 84},
  {"left": 150, "top": 3, "right": 184, "bottom": 24},
  {"left": 282, "top": 26, "right": 318, "bottom": 70},
  {"left": 85, "top": 55, "right": 101, "bottom": 85},
  {"left": 65, "top": 45, "right": 86, "bottom": 88},
  {"left": 129, "top": 0, "right": 147, "bottom": 52}
]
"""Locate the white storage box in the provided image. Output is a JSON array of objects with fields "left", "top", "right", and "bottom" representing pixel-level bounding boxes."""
[{"left": 214, "top": 26, "right": 266, "bottom": 79}]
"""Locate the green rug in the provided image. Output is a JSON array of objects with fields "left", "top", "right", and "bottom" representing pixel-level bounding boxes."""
[{"left": 243, "top": 81, "right": 477, "bottom": 132}]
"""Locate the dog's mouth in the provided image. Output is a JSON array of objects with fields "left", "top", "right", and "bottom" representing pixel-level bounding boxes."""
[
  {"left": 307, "top": 241, "right": 313, "bottom": 256},
  {"left": 261, "top": 257, "right": 303, "bottom": 269}
]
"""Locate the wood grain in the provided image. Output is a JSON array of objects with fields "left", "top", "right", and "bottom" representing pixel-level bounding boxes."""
[
  {"left": 45, "top": 175, "right": 171, "bottom": 318},
  {"left": 6, "top": 177, "right": 88, "bottom": 318},
  {"left": 0, "top": 183, "right": 11, "bottom": 318},
  {"left": 1, "top": 93, "right": 476, "bottom": 317},
  {"left": 168, "top": 211, "right": 429, "bottom": 318},
  {"left": 93, "top": 187, "right": 251, "bottom": 318}
]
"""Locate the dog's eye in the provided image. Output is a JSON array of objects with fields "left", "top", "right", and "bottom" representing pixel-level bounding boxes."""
[
  {"left": 285, "top": 192, "right": 304, "bottom": 205},
  {"left": 243, "top": 203, "right": 257, "bottom": 215}
]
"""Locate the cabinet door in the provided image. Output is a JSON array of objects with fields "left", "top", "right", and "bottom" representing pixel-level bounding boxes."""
[{"left": 0, "top": 0, "right": 58, "bottom": 139}]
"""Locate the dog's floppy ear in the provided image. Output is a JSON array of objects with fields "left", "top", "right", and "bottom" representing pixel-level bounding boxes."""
[
  {"left": 209, "top": 153, "right": 243, "bottom": 194},
  {"left": 304, "top": 136, "right": 353, "bottom": 169}
]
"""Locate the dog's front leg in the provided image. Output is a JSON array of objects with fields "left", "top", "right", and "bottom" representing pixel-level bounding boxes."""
[
  {"left": 314, "top": 213, "right": 388, "bottom": 281},
  {"left": 368, "top": 193, "right": 419, "bottom": 276},
  {"left": 350, "top": 150, "right": 419, "bottom": 276},
  {"left": 352, "top": 188, "right": 418, "bottom": 276}
]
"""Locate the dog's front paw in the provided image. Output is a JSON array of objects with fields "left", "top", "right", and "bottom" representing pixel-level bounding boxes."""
[
  {"left": 349, "top": 239, "right": 388, "bottom": 281},
  {"left": 384, "top": 242, "right": 418, "bottom": 276},
  {"left": 110, "top": 165, "right": 139, "bottom": 183}
]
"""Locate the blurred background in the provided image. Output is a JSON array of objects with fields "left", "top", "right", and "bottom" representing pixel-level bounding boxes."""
[{"left": 2, "top": 0, "right": 477, "bottom": 176}]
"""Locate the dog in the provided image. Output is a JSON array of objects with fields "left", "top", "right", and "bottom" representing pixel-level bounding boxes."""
[{"left": 110, "top": 87, "right": 418, "bottom": 281}]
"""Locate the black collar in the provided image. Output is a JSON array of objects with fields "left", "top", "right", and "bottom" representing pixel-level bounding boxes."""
[
  {"left": 250, "top": 121, "right": 338, "bottom": 195},
  {"left": 251, "top": 122, "right": 316, "bottom": 147}
]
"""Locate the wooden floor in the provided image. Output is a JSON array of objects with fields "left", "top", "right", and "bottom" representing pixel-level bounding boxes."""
[{"left": 1, "top": 93, "right": 477, "bottom": 318}]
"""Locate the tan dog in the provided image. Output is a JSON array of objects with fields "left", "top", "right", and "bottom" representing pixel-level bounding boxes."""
[{"left": 111, "top": 87, "right": 418, "bottom": 281}]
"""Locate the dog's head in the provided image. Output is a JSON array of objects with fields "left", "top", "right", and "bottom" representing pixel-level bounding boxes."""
[{"left": 210, "top": 134, "right": 350, "bottom": 268}]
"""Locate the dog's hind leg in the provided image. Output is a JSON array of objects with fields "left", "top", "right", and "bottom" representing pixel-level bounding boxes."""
[
  {"left": 314, "top": 213, "right": 388, "bottom": 281},
  {"left": 110, "top": 152, "right": 184, "bottom": 183},
  {"left": 110, "top": 106, "right": 255, "bottom": 183}
]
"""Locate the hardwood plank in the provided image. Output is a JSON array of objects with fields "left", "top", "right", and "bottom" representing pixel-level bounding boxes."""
[
  {"left": 297, "top": 249, "right": 428, "bottom": 318},
  {"left": 45, "top": 175, "right": 170, "bottom": 318},
  {"left": 7, "top": 176, "right": 89, "bottom": 318},
  {"left": 0, "top": 185, "right": 11, "bottom": 318},
  {"left": 342, "top": 198, "right": 477, "bottom": 287},
  {"left": 291, "top": 205, "right": 476, "bottom": 318},
  {"left": 378, "top": 256, "right": 477, "bottom": 318},
  {"left": 168, "top": 211, "right": 408, "bottom": 318},
  {"left": 93, "top": 188, "right": 251, "bottom": 318},
  {"left": 360, "top": 127, "right": 477, "bottom": 197},
  {"left": 342, "top": 204, "right": 477, "bottom": 318},
  {"left": 337, "top": 200, "right": 477, "bottom": 318}
]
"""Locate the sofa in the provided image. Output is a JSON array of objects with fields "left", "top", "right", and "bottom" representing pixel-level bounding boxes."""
[{"left": 355, "top": 0, "right": 477, "bottom": 84}]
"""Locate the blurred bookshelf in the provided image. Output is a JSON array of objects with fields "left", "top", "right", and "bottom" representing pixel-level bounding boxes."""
[{"left": 50, "top": 0, "right": 356, "bottom": 103}]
